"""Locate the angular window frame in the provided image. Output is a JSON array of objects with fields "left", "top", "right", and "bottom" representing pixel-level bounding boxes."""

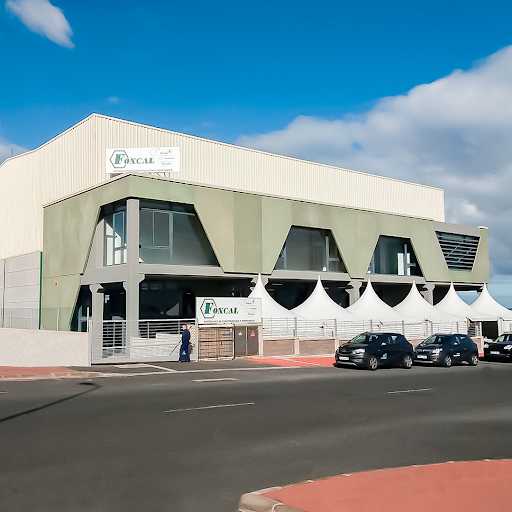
[
  {"left": 274, "top": 226, "right": 346, "bottom": 272},
  {"left": 367, "top": 235, "right": 422, "bottom": 277}
]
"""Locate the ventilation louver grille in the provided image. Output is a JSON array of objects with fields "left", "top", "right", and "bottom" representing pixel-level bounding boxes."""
[{"left": 436, "top": 231, "right": 480, "bottom": 271}]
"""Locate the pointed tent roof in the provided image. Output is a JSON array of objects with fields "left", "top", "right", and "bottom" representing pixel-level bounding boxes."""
[
  {"left": 394, "top": 281, "right": 465, "bottom": 321},
  {"left": 249, "top": 274, "right": 301, "bottom": 319},
  {"left": 435, "top": 283, "right": 495, "bottom": 321},
  {"left": 291, "top": 276, "right": 362, "bottom": 321},
  {"left": 346, "top": 279, "right": 418, "bottom": 322},
  {"left": 471, "top": 284, "right": 512, "bottom": 320}
]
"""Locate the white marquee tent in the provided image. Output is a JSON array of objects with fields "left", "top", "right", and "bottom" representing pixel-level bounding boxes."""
[
  {"left": 346, "top": 279, "right": 418, "bottom": 322},
  {"left": 292, "top": 276, "right": 362, "bottom": 321},
  {"left": 249, "top": 274, "right": 300, "bottom": 319},
  {"left": 395, "top": 281, "right": 465, "bottom": 322},
  {"left": 435, "top": 283, "right": 494, "bottom": 321},
  {"left": 471, "top": 284, "right": 512, "bottom": 320}
]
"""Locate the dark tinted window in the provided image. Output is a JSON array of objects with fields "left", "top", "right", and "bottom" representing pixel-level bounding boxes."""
[{"left": 421, "top": 334, "right": 453, "bottom": 346}]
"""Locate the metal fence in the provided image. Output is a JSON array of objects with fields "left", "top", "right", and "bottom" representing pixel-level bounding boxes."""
[
  {"left": 89, "top": 319, "right": 196, "bottom": 364},
  {"left": 262, "top": 318, "right": 470, "bottom": 340},
  {"left": 1, "top": 308, "right": 39, "bottom": 329}
]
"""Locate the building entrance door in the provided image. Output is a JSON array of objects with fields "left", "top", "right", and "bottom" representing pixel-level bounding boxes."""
[{"left": 234, "top": 325, "right": 259, "bottom": 356}]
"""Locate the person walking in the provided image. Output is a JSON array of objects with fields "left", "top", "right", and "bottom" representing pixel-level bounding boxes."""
[{"left": 179, "top": 324, "right": 191, "bottom": 362}]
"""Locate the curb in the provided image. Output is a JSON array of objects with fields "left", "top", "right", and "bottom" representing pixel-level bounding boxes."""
[
  {"left": 238, "top": 489, "right": 306, "bottom": 512},
  {"left": 0, "top": 371, "right": 104, "bottom": 381}
]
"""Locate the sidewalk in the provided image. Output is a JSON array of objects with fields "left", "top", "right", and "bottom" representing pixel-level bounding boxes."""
[
  {"left": 0, "top": 357, "right": 314, "bottom": 381},
  {"left": 0, "top": 366, "right": 101, "bottom": 381},
  {"left": 239, "top": 459, "right": 512, "bottom": 512}
]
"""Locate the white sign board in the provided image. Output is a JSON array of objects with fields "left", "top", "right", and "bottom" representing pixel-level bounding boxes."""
[
  {"left": 106, "top": 147, "right": 181, "bottom": 174},
  {"left": 196, "top": 297, "right": 262, "bottom": 324}
]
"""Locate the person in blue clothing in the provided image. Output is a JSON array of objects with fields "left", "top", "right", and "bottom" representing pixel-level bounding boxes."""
[{"left": 179, "top": 324, "right": 191, "bottom": 362}]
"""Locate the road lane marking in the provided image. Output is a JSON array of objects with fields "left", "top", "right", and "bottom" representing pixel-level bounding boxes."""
[
  {"left": 192, "top": 378, "right": 238, "bottom": 382},
  {"left": 388, "top": 388, "right": 432, "bottom": 394},
  {"left": 113, "top": 364, "right": 150, "bottom": 368},
  {"left": 165, "top": 402, "right": 254, "bottom": 413},
  {"left": 144, "top": 364, "right": 178, "bottom": 372}
]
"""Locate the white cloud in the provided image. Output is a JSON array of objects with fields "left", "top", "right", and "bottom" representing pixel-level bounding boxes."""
[
  {"left": 237, "top": 45, "right": 512, "bottom": 276},
  {"left": 6, "top": 0, "right": 74, "bottom": 48},
  {"left": 108, "top": 96, "right": 120, "bottom": 104},
  {"left": 0, "top": 139, "right": 28, "bottom": 163}
]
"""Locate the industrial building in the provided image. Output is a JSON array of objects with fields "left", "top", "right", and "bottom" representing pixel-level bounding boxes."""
[{"left": 0, "top": 114, "right": 489, "bottom": 341}]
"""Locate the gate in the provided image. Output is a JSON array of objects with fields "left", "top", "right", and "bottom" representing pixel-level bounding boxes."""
[
  {"left": 234, "top": 325, "right": 260, "bottom": 356},
  {"left": 89, "top": 319, "right": 196, "bottom": 364},
  {"left": 198, "top": 325, "right": 234, "bottom": 360}
]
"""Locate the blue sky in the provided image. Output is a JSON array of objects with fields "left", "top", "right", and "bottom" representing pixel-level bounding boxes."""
[{"left": 2, "top": 0, "right": 512, "bottom": 304}]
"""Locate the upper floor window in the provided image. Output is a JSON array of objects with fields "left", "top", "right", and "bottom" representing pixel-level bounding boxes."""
[
  {"left": 367, "top": 236, "right": 422, "bottom": 276},
  {"left": 104, "top": 203, "right": 127, "bottom": 266},
  {"left": 274, "top": 226, "right": 346, "bottom": 272},
  {"left": 139, "top": 201, "right": 218, "bottom": 266}
]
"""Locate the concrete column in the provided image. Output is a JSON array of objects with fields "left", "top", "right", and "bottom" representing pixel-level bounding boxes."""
[
  {"left": 346, "top": 280, "right": 362, "bottom": 305},
  {"left": 420, "top": 283, "right": 435, "bottom": 304},
  {"left": 125, "top": 198, "right": 142, "bottom": 324},
  {"left": 89, "top": 284, "right": 104, "bottom": 359},
  {"left": 89, "top": 284, "right": 104, "bottom": 323}
]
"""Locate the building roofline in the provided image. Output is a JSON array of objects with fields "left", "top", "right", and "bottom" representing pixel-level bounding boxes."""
[{"left": 3, "top": 113, "right": 443, "bottom": 194}]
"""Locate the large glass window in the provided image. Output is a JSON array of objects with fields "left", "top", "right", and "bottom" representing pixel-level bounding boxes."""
[
  {"left": 139, "top": 202, "right": 218, "bottom": 266},
  {"left": 104, "top": 207, "right": 127, "bottom": 266},
  {"left": 367, "top": 236, "right": 422, "bottom": 276},
  {"left": 274, "top": 226, "right": 346, "bottom": 272}
]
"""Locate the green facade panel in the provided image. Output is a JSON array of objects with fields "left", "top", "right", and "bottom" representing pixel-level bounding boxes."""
[{"left": 40, "top": 175, "right": 490, "bottom": 330}]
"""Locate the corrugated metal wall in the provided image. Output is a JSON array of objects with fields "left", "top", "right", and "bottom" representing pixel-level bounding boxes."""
[
  {"left": 0, "top": 252, "right": 40, "bottom": 329},
  {"left": 0, "top": 114, "right": 445, "bottom": 260}
]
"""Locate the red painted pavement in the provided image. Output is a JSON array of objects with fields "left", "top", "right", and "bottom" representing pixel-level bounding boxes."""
[
  {"left": 248, "top": 357, "right": 335, "bottom": 367},
  {"left": 262, "top": 459, "right": 512, "bottom": 512},
  {"left": 0, "top": 366, "right": 82, "bottom": 379}
]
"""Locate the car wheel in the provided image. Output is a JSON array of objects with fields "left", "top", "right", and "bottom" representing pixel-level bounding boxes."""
[
  {"left": 402, "top": 353, "right": 413, "bottom": 369},
  {"left": 469, "top": 353, "right": 479, "bottom": 366},
  {"left": 442, "top": 355, "right": 452, "bottom": 368},
  {"left": 367, "top": 355, "right": 378, "bottom": 371}
]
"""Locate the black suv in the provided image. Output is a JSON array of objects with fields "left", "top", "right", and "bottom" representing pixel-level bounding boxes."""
[
  {"left": 414, "top": 333, "right": 479, "bottom": 367},
  {"left": 483, "top": 332, "right": 512, "bottom": 361},
  {"left": 335, "top": 332, "right": 414, "bottom": 371}
]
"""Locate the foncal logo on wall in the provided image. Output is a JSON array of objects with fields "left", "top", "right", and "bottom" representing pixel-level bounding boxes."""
[
  {"left": 105, "top": 147, "right": 181, "bottom": 174},
  {"left": 196, "top": 297, "right": 262, "bottom": 324}
]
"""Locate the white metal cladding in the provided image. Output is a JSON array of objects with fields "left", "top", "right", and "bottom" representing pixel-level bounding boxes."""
[{"left": 0, "top": 114, "right": 445, "bottom": 260}]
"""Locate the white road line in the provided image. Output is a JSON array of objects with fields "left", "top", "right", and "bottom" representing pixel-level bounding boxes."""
[
  {"left": 165, "top": 402, "right": 254, "bottom": 413},
  {"left": 144, "top": 364, "right": 178, "bottom": 372},
  {"left": 192, "top": 378, "right": 238, "bottom": 382},
  {"left": 388, "top": 388, "right": 432, "bottom": 394},
  {"left": 0, "top": 391, "right": 8, "bottom": 393}
]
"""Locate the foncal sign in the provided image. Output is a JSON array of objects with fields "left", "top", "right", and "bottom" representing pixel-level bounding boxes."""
[
  {"left": 196, "top": 297, "right": 262, "bottom": 324},
  {"left": 105, "top": 147, "right": 181, "bottom": 173}
]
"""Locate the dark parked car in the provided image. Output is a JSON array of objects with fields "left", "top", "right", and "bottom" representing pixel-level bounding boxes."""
[
  {"left": 335, "top": 332, "right": 414, "bottom": 371},
  {"left": 414, "top": 333, "right": 478, "bottom": 367},
  {"left": 483, "top": 333, "right": 512, "bottom": 361}
]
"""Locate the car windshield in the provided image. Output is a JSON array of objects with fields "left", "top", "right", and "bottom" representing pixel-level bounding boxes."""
[
  {"left": 348, "top": 333, "right": 382, "bottom": 345},
  {"left": 420, "top": 335, "right": 451, "bottom": 346},
  {"left": 496, "top": 334, "right": 512, "bottom": 343}
]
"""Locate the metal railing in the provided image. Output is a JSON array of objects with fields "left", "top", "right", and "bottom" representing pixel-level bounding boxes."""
[
  {"left": 89, "top": 318, "right": 196, "bottom": 364},
  {"left": 262, "top": 318, "right": 470, "bottom": 340},
  {"left": 1, "top": 308, "right": 39, "bottom": 329}
]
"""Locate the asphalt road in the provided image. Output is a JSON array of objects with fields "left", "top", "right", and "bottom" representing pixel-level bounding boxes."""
[{"left": 1, "top": 360, "right": 512, "bottom": 512}]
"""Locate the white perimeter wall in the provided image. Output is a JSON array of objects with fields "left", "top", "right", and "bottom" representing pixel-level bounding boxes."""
[
  {"left": 0, "top": 114, "right": 445, "bottom": 260},
  {"left": 0, "top": 328, "right": 89, "bottom": 366}
]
